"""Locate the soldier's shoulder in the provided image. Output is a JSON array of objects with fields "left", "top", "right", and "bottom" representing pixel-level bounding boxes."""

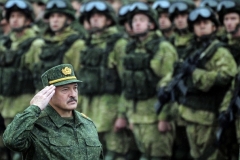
[
  {"left": 31, "top": 38, "right": 45, "bottom": 47},
  {"left": 76, "top": 111, "right": 93, "bottom": 123}
]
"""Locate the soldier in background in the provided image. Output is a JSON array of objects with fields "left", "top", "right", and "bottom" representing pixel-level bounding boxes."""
[
  {"left": 169, "top": 0, "right": 194, "bottom": 59},
  {"left": 152, "top": 0, "right": 174, "bottom": 41},
  {"left": 217, "top": 0, "right": 240, "bottom": 159},
  {"left": 78, "top": 1, "right": 135, "bottom": 159},
  {"left": 33, "top": 0, "right": 85, "bottom": 91},
  {"left": 115, "top": 2, "right": 178, "bottom": 159},
  {"left": 0, "top": 0, "right": 44, "bottom": 159},
  {"left": 160, "top": 6, "right": 237, "bottom": 159}
]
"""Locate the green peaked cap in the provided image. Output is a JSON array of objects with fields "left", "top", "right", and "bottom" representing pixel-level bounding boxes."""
[{"left": 41, "top": 64, "right": 82, "bottom": 87}]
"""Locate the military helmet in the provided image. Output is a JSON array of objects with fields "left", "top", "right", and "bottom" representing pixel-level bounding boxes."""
[
  {"left": 200, "top": 0, "right": 218, "bottom": 12},
  {"left": 169, "top": 0, "right": 195, "bottom": 21},
  {"left": 188, "top": 7, "right": 219, "bottom": 31},
  {"left": 44, "top": 0, "right": 75, "bottom": 20},
  {"left": 84, "top": 0, "right": 117, "bottom": 26},
  {"left": 128, "top": 1, "right": 159, "bottom": 30},
  {"left": 217, "top": 0, "right": 240, "bottom": 24},
  {"left": 152, "top": 0, "right": 171, "bottom": 14},
  {"left": 0, "top": 0, "right": 7, "bottom": 5},
  {"left": 5, "top": 0, "right": 34, "bottom": 22}
]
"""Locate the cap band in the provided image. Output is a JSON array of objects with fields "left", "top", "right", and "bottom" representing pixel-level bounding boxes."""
[{"left": 49, "top": 76, "right": 77, "bottom": 84}]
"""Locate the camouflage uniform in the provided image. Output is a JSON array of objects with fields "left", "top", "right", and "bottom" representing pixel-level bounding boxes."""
[
  {"left": 118, "top": 2, "right": 178, "bottom": 159},
  {"left": 33, "top": 0, "right": 85, "bottom": 90},
  {"left": 0, "top": 1, "right": 44, "bottom": 159},
  {"left": 162, "top": 7, "right": 237, "bottom": 159},
  {"left": 78, "top": 1, "right": 132, "bottom": 159},
  {"left": 3, "top": 64, "right": 102, "bottom": 160},
  {"left": 217, "top": 1, "right": 240, "bottom": 159}
]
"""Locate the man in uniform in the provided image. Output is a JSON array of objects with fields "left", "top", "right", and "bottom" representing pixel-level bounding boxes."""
[
  {"left": 152, "top": 0, "right": 174, "bottom": 41},
  {"left": 114, "top": 2, "right": 178, "bottom": 159},
  {"left": 0, "top": 0, "right": 44, "bottom": 159},
  {"left": 217, "top": 0, "right": 240, "bottom": 159},
  {"left": 168, "top": 0, "right": 194, "bottom": 59},
  {"left": 159, "top": 6, "right": 237, "bottom": 159},
  {"left": 78, "top": 1, "right": 134, "bottom": 159},
  {"left": 3, "top": 64, "right": 103, "bottom": 160},
  {"left": 33, "top": 0, "right": 85, "bottom": 90}
]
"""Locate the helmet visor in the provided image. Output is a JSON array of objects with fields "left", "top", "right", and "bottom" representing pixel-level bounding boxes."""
[
  {"left": 119, "top": 4, "right": 131, "bottom": 16},
  {"left": 217, "top": 1, "right": 236, "bottom": 12},
  {"left": 46, "top": 0, "right": 67, "bottom": 9},
  {"left": 152, "top": 0, "right": 170, "bottom": 10},
  {"left": 85, "top": 1, "right": 108, "bottom": 12},
  {"left": 129, "top": 2, "right": 149, "bottom": 12},
  {"left": 169, "top": 2, "right": 188, "bottom": 14},
  {"left": 189, "top": 7, "right": 211, "bottom": 22},
  {"left": 5, "top": 0, "right": 27, "bottom": 9}
]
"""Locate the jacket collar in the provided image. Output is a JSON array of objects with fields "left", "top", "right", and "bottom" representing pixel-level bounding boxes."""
[{"left": 45, "top": 105, "right": 83, "bottom": 128}]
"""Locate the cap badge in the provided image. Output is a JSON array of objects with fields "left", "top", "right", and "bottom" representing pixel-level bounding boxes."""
[{"left": 62, "top": 67, "right": 72, "bottom": 75}]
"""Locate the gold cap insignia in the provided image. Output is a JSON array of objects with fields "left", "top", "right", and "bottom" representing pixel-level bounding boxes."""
[{"left": 62, "top": 67, "right": 72, "bottom": 75}]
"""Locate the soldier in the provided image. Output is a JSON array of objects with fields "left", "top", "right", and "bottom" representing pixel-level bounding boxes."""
[
  {"left": 168, "top": 0, "right": 194, "bottom": 59},
  {"left": 78, "top": 1, "right": 134, "bottom": 159},
  {"left": 114, "top": 2, "right": 178, "bottom": 159},
  {"left": 152, "top": 0, "right": 174, "bottom": 41},
  {"left": 33, "top": 0, "right": 85, "bottom": 91},
  {"left": 217, "top": 0, "right": 240, "bottom": 159},
  {"left": 0, "top": 0, "right": 44, "bottom": 159},
  {"left": 159, "top": 6, "right": 237, "bottom": 159},
  {"left": 3, "top": 64, "right": 103, "bottom": 160}
]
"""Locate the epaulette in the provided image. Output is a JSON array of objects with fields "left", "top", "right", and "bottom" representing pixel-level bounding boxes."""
[{"left": 81, "top": 113, "right": 91, "bottom": 120}]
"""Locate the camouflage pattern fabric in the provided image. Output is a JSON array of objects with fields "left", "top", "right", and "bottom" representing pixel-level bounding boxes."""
[{"left": 3, "top": 105, "right": 102, "bottom": 159}]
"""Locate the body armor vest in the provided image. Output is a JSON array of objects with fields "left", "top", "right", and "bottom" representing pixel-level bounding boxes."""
[
  {"left": 0, "top": 37, "right": 37, "bottom": 96},
  {"left": 122, "top": 36, "right": 165, "bottom": 100},
  {"left": 176, "top": 40, "right": 230, "bottom": 113},
  {"left": 33, "top": 34, "right": 80, "bottom": 90},
  {"left": 78, "top": 34, "right": 122, "bottom": 96}
]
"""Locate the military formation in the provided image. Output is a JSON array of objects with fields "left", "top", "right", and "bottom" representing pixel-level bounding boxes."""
[{"left": 0, "top": 0, "right": 240, "bottom": 160}]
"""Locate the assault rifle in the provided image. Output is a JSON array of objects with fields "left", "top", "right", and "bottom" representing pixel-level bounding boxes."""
[{"left": 155, "top": 41, "right": 209, "bottom": 114}]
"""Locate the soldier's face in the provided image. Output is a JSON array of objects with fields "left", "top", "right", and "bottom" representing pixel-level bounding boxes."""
[
  {"left": 132, "top": 13, "right": 154, "bottom": 34},
  {"left": 9, "top": 11, "right": 30, "bottom": 29},
  {"left": 174, "top": 13, "right": 188, "bottom": 30},
  {"left": 224, "top": 13, "right": 240, "bottom": 33},
  {"left": 49, "top": 13, "right": 69, "bottom": 32},
  {"left": 89, "top": 13, "right": 111, "bottom": 29},
  {"left": 158, "top": 13, "right": 171, "bottom": 30},
  {"left": 49, "top": 83, "right": 78, "bottom": 116},
  {"left": 194, "top": 19, "right": 216, "bottom": 37}
]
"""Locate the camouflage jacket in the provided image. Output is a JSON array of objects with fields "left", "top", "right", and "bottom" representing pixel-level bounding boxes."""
[{"left": 3, "top": 105, "right": 102, "bottom": 160}]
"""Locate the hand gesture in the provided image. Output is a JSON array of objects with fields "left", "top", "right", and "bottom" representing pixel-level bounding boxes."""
[{"left": 30, "top": 85, "right": 56, "bottom": 110}]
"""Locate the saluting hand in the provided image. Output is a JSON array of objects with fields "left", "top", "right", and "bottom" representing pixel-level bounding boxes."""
[{"left": 30, "top": 85, "right": 56, "bottom": 110}]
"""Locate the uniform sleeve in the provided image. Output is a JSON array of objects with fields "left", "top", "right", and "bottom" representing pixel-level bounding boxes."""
[
  {"left": 63, "top": 39, "right": 85, "bottom": 73},
  {"left": 151, "top": 41, "right": 178, "bottom": 78},
  {"left": 24, "top": 38, "right": 45, "bottom": 71},
  {"left": 108, "top": 38, "right": 128, "bottom": 79},
  {"left": 3, "top": 105, "right": 41, "bottom": 152},
  {"left": 192, "top": 47, "right": 237, "bottom": 92}
]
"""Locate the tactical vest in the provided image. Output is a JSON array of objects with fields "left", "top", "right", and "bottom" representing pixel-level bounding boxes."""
[
  {"left": 122, "top": 36, "right": 165, "bottom": 100},
  {"left": 227, "top": 43, "right": 240, "bottom": 66},
  {"left": 0, "top": 37, "right": 37, "bottom": 96},
  {"left": 177, "top": 40, "right": 230, "bottom": 113},
  {"left": 33, "top": 34, "right": 80, "bottom": 90},
  {"left": 78, "top": 34, "right": 122, "bottom": 96}
]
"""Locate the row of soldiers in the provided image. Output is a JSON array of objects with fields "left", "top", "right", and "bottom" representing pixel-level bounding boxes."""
[{"left": 0, "top": 0, "right": 240, "bottom": 160}]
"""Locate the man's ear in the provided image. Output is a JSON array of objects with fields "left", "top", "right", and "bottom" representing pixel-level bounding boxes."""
[{"left": 106, "top": 19, "right": 112, "bottom": 26}]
